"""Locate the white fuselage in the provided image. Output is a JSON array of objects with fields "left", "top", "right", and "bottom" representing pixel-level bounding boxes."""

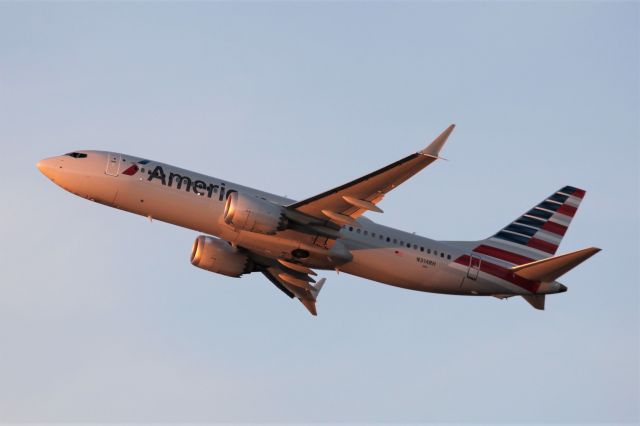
[{"left": 37, "top": 150, "right": 563, "bottom": 297}]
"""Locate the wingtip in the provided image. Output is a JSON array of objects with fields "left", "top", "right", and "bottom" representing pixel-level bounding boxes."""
[
  {"left": 299, "top": 298, "right": 318, "bottom": 316},
  {"left": 575, "top": 246, "right": 602, "bottom": 257},
  {"left": 421, "top": 124, "right": 455, "bottom": 157}
]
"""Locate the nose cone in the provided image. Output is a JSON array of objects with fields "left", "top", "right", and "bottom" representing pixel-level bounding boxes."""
[{"left": 36, "top": 157, "right": 58, "bottom": 180}]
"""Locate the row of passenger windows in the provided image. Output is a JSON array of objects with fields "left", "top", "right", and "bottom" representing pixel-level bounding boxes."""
[{"left": 346, "top": 226, "right": 452, "bottom": 260}]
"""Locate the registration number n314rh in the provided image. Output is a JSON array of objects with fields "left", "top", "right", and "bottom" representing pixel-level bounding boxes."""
[{"left": 416, "top": 257, "right": 436, "bottom": 267}]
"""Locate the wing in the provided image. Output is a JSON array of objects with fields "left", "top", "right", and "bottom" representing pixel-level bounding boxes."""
[
  {"left": 260, "top": 262, "right": 326, "bottom": 316},
  {"left": 288, "top": 124, "right": 455, "bottom": 225}
]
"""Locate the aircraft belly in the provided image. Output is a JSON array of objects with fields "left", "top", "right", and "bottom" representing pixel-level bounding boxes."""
[
  {"left": 234, "top": 231, "right": 302, "bottom": 261},
  {"left": 459, "top": 276, "right": 507, "bottom": 296},
  {"left": 456, "top": 266, "right": 529, "bottom": 296},
  {"left": 340, "top": 247, "right": 465, "bottom": 294},
  {"left": 233, "top": 230, "right": 340, "bottom": 269}
]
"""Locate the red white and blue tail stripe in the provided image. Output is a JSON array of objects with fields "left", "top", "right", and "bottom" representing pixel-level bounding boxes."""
[
  {"left": 483, "top": 186, "right": 586, "bottom": 264},
  {"left": 451, "top": 186, "right": 587, "bottom": 295}
]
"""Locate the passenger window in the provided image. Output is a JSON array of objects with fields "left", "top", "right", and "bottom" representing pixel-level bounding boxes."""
[
  {"left": 357, "top": 229, "right": 361, "bottom": 234},
  {"left": 413, "top": 244, "right": 417, "bottom": 249},
  {"left": 349, "top": 226, "right": 353, "bottom": 231},
  {"left": 427, "top": 249, "right": 431, "bottom": 254},
  {"left": 447, "top": 254, "right": 451, "bottom": 260},
  {"left": 406, "top": 243, "right": 411, "bottom": 248},
  {"left": 420, "top": 247, "right": 424, "bottom": 252},
  {"left": 393, "top": 238, "right": 397, "bottom": 244},
  {"left": 434, "top": 250, "right": 438, "bottom": 255},
  {"left": 386, "top": 237, "right": 390, "bottom": 242},
  {"left": 372, "top": 233, "right": 376, "bottom": 238},
  {"left": 441, "top": 252, "right": 445, "bottom": 258},
  {"left": 364, "top": 231, "right": 368, "bottom": 236},
  {"left": 379, "top": 235, "right": 383, "bottom": 240}
]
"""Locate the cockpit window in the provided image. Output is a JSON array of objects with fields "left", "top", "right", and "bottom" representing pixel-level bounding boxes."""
[{"left": 65, "top": 152, "right": 87, "bottom": 158}]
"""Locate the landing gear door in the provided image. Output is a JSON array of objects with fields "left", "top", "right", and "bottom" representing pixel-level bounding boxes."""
[
  {"left": 105, "top": 153, "right": 121, "bottom": 176},
  {"left": 467, "top": 254, "right": 482, "bottom": 280}
]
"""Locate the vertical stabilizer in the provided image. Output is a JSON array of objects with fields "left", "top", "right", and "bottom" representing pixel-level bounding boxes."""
[{"left": 477, "top": 186, "right": 587, "bottom": 265}]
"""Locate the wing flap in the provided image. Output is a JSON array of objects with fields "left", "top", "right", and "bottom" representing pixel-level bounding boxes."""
[
  {"left": 262, "top": 266, "right": 326, "bottom": 316},
  {"left": 276, "top": 258, "right": 317, "bottom": 275}
]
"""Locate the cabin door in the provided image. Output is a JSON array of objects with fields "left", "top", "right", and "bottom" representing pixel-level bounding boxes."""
[
  {"left": 467, "top": 254, "right": 482, "bottom": 280},
  {"left": 105, "top": 153, "right": 121, "bottom": 176}
]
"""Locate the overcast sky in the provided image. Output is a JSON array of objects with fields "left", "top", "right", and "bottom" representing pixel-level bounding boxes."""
[{"left": 0, "top": 2, "right": 638, "bottom": 423}]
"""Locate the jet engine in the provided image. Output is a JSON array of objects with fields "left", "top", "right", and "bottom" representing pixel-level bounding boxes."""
[
  {"left": 190, "top": 235, "right": 253, "bottom": 277},
  {"left": 223, "top": 192, "right": 288, "bottom": 235}
]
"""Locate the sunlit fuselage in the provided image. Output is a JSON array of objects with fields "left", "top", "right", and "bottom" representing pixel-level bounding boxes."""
[{"left": 37, "top": 150, "right": 567, "bottom": 298}]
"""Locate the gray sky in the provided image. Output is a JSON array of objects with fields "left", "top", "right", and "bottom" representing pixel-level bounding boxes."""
[{"left": 1, "top": 2, "right": 638, "bottom": 423}]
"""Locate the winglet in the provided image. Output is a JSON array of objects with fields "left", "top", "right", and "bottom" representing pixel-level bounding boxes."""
[
  {"left": 300, "top": 278, "right": 326, "bottom": 316},
  {"left": 311, "top": 278, "right": 326, "bottom": 299},
  {"left": 420, "top": 124, "right": 455, "bottom": 157}
]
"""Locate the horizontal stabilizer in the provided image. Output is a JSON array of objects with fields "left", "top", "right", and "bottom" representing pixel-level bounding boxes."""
[
  {"left": 522, "top": 294, "right": 546, "bottom": 310},
  {"left": 511, "top": 247, "right": 601, "bottom": 282}
]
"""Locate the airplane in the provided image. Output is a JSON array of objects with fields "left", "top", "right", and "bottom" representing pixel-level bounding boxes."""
[{"left": 36, "top": 125, "right": 600, "bottom": 315}]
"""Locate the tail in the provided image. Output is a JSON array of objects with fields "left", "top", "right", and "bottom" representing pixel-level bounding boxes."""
[
  {"left": 451, "top": 186, "right": 595, "bottom": 311},
  {"left": 477, "top": 186, "right": 587, "bottom": 265}
]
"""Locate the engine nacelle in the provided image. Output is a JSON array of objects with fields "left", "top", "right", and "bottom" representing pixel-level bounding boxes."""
[
  {"left": 190, "top": 235, "right": 253, "bottom": 277},
  {"left": 223, "top": 192, "right": 288, "bottom": 235}
]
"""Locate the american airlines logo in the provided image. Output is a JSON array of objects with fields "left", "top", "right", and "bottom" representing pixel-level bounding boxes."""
[{"left": 130, "top": 164, "right": 237, "bottom": 201}]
